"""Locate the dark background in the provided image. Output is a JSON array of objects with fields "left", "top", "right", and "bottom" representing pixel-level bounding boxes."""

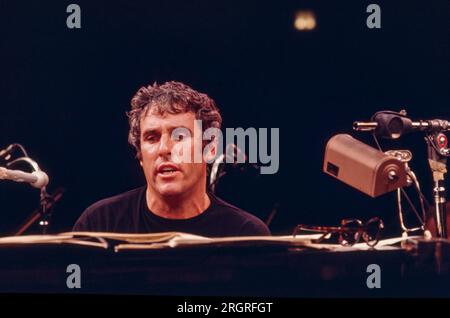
[{"left": 0, "top": 0, "right": 449, "bottom": 235}]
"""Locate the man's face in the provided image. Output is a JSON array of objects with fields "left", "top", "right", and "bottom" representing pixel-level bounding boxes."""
[{"left": 139, "top": 110, "right": 208, "bottom": 198}]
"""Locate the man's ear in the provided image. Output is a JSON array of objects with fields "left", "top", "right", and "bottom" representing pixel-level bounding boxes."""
[
  {"left": 203, "top": 127, "right": 222, "bottom": 164},
  {"left": 203, "top": 138, "right": 218, "bottom": 163}
]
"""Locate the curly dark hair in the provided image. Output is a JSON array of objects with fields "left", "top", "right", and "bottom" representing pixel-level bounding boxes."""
[{"left": 127, "top": 81, "right": 222, "bottom": 159}]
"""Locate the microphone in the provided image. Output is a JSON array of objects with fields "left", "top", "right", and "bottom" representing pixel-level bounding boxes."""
[
  {"left": 0, "top": 167, "right": 49, "bottom": 188},
  {"left": 210, "top": 153, "right": 225, "bottom": 188},
  {"left": 353, "top": 111, "right": 450, "bottom": 139},
  {"left": 209, "top": 144, "right": 260, "bottom": 190}
]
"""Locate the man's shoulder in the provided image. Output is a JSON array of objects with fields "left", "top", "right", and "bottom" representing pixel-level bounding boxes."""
[
  {"left": 209, "top": 194, "right": 271, "bottom": 235},
  {"left": 211, "top": 195, "right": 254, "bottom": 218},
  {"left": 84, "top": 186, "right": 145, "bottom": 214},
  {"left": 73, "top": 186, "right": 145, "bottom": 232}
]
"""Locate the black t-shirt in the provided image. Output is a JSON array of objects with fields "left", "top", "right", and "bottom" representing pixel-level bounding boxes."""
[{"left": 73, "top": 186, "right": 271, "bottom": 237}]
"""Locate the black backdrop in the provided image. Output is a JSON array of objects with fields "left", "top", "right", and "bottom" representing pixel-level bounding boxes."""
[{"left": 0, "top": 0, "right": 449, "bottom": 235}]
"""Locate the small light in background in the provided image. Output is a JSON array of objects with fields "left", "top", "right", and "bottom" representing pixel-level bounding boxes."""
[{"left": 294, "top": 10, "right": 316, "bottom": 31}]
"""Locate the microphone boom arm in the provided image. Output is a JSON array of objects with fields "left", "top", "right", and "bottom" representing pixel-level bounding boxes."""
[{"left": 354, "top": 110, "right": 450, "bottom": 238}]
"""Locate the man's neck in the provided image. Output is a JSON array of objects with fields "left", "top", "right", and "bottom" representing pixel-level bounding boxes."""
[{"left": 146, "top": 187, "right": 211, "bottom": 219}]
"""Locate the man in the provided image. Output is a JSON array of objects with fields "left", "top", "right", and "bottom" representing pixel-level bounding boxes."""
[{"left": 73, "top": 81, "right": 270, "bottom": 237}]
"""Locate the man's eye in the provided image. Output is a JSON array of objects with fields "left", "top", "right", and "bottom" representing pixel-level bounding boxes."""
[{"left": 145, "top": 135, "right": 157, "bottom": 142}]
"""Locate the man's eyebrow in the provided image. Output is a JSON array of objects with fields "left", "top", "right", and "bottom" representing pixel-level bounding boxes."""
[
  {"left": 141, "top": 125, "right": 193, "bottom": 136},
  {"left": 170, "top": 125, "right": 193, "bottom": 134},
  {"left": 141, "top": 128, "right": 159, "bottom": 137}
]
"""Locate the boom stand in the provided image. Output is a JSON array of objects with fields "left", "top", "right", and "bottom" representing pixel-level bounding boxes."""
[
  {"left": 15, "top": 188, "right": 64, "bottom": 235},
  {"left": 426, "top": 132, "right": 449, "bottom": 238}
]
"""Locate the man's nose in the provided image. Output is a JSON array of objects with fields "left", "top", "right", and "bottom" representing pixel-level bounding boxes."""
[{"left": 158, "top": 134, "right": 173, "bottom": 156}]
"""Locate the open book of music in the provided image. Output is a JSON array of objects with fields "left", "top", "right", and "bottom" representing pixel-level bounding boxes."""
[
  {"left": 0, "top": 232, "right": 414, "bottom": 252},
  {"left": 0, "top": 232, "right": 324, "bottom": 252}
]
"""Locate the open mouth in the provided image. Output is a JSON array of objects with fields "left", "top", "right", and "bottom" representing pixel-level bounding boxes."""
[
  {"left": 156, "top": 163, "right": 181, "bottom": 176},
  {"left": 158, "top": 167, "right": 179, "bottom": 175}
]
